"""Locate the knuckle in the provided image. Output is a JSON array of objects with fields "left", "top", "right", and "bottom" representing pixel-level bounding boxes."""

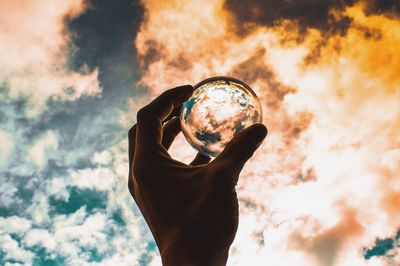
[
  {"left": 136, "top": 107, "right": 151, "bottom": 122},
  {"left": 160, "top": 89, "right": 171, "bottom": 97},
  {"left": 160, "top": 90, "right": 174, "bottom": 104}
]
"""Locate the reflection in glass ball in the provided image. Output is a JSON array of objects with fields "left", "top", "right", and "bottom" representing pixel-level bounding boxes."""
[{"left": 180, "top": 76, "right": 263, "bottom": 157}]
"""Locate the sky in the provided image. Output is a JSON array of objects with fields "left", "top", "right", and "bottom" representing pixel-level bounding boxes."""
[{"left": 0, "top": 0, "right": 399, "bottom": 265}]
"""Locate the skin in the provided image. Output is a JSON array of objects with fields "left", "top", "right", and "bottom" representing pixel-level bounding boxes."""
[{"left": 128, "top": 85, "right": 267, "bottom": 265}]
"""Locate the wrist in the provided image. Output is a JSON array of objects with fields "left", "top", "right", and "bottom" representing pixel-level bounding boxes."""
[
  {"left": 160, "top": 230, "right": 230, "bottom": 266},
  {"left": 161, "top": 245, "right": 229, "bottom": 266}
]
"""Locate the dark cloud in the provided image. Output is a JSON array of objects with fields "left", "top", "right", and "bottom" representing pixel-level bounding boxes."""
[
  {"left": 67, "top": 0, "right": 146, "bottom": 105},
  {"left": 138, "top": 40, "right": 165, "bottom": 72},
  {"left": 67, "top": 0, "right": 143, "bottom": 73},
  {"left": 295, "top": 167, "right": 317, "bottom": 184},
  {"left": 224, "top": 0, "right": 356, "bottom": 35},
  {"left": 137, "top": 40, "right": 192, "bottom": 74},
  {"left": 229, "top": 49, "right": 313, "bottom": 147},
  {"left": 28, "top": 0, "right": 147, "bottom": 168},
  {"left": 0, "top": 1, "right": 147, "bottom": 215},
  {"left": 0, "top": 1, "right": 147, "bottom": 183},
  {"left": 224, "top": 0, "right": 398, "bottom": 36},
  {"left": 365, "top": 0, "right": 400, "bottom": 14},
  {"left": 229, "top": 48, "right": 295, "bottom": 109}
]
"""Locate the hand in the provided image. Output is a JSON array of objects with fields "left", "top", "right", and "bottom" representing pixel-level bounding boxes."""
[{"left": 128, "top": 85, "right": 267, "bottom": 265}]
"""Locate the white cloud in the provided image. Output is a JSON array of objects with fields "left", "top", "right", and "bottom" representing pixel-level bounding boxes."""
[
  {"left": 27, "top": 192, "right": 50, "bottom": 224},
  {"left": 69, "top": 167, "right": 115, "bottom": 191},
  {"left": 52, "top": 210, "right": 108, "bottom": 258},
  {"left": 148, "top": 256, "right": 162, "bottom": 266},
  {"left": 0, "top": 234, "right": 34, "bottom": 264},
  {"left": 53, "top": 206, "right": 87, "bottom": 227},
  {"left": 391, "top": 246, "right": 400, "bottom": 265},
  {"left": 45, "top": 177, "right": 69, "bottom": 201},
  {"left": 72, "top": 213, "right": 107, "bottom": 246},
  {"left": 24, "top": 229, "right": 56, "bottom": 252},
  {"left": 55, "top": 211, "right": 107, "bottom": 245},
  {"left": 0, "top": 216, "right": 31, "bottom": 235},
  {"left": 27, "top": 130, "right": 58, "bottom": 168},
  {"left": 4, "top": 263, "right": 31, "bottom": 266},
  {"left": 0, "top": 0, "right": 100, "bottom": 116},
  {"left": 91, "top": 150, "right": 113, "bottom": 165},
  {"left": 0, "top": 130, "right": 13, "bottom": 166},
  {"left": 0, "top": 181, "right": 18, "bottom": 208},
  {"left": 90, "top": 253, "right": 143, "bottom": 266}
]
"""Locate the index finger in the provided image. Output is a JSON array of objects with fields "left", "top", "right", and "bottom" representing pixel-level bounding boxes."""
[{"left": 136, "top": 85, "right": 193, "bottom": 156}]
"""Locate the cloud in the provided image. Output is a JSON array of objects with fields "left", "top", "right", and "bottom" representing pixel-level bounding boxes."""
[
  {"left": 364, "top": 228, "right": 400, "bottom": 263},
  {"left": 224, "top": 0, "right": 355, "bottom": 35},
  {"left": 53, "top": 211, "right": 107, "bottom": 248},
  {"left": 224, "top": 0, "right": 399, "bottom": 36},
  {"left": 44, "top": 177, "right": 69, "bottom": 201},
  {"left": 0, "top": 135, "right": 158, "bottom": 265},
  {"left": 91, "top": 150, "right": 113, "bottom": 165},
  {"left": 69, "top": 167, "right": 115, "bottom": 191},
  {"left": 0, "top": 130, "right": 14, "bottom": 166},
  {"left": 0, "top": 0, "right": 100, "bottom": 116},
  {"left": 290, "top": 206, "right": 364, "bottom": 266},
  {"left": 0, "top": 181, "right": 18, "bottom": 208},
  {"left": 0, "top": 216, "right": 31, "bottom": 234},
  {"left": 0, "top": 0, "right": 398, "bottom": 265},
  {"left": 4, "top": 262, "right": 31, "bottom": 266},
  {"left": 0, "top": 1, "right": 155, "bottom": 265},
  {"left": 24, "top": 229, "right": 57, "bottom": 252},
  {"left": 135, "top": 0, "right": 400, "bottom": 264},
  {"left": 27, "top": 192, "right": 50, "bottom": 225},
  {"left": 0, "top": 234, "right": 34, "bottom": 264},
  {"left": 27, "top": 130, "right": 58, "bottom": 169},
  {"left": 0, "top": 130, "right": 13, "bottom": 166}
]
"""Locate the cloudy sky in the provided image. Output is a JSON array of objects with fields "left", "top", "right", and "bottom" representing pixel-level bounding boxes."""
[{"left": 0, "top": 0, "right": 399, "bottom": 265}]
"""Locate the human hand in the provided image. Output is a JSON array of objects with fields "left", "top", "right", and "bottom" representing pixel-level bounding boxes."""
[{"left": 128, "top": 85, "right": 267, "bottom": 265}]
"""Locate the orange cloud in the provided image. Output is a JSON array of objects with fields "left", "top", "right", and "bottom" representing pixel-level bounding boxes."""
[
  {"left": 0, "top": 0, "right": 100, "bottom": 116},
  {"left": 290, "top": 205, "right": 364, "bottom": 266},
  {"left": 135, "top": 0, "right": 400, "bottom": 264}
]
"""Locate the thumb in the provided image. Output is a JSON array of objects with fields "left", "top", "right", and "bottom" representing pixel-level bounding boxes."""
[{"left": 211, "top": 123, "right": 268, "bottom": 177}]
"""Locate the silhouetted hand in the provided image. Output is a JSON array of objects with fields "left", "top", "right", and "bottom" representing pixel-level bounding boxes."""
[{"left": 128, "top": 85, "right": 267, "bottom": 266}]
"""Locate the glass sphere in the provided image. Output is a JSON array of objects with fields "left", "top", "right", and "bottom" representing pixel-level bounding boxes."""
[{"left": 180, "top": 76, "right": 263, "bottom": 157}]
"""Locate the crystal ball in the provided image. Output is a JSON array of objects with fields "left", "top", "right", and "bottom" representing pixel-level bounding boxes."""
[{"left": 180, "top": 76, "right": 263, "bottom": 157}]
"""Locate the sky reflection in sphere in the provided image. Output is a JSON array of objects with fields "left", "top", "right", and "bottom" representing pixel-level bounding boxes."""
[{"left": 180, "top": 77, "right": 263, "bottom": 157}]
